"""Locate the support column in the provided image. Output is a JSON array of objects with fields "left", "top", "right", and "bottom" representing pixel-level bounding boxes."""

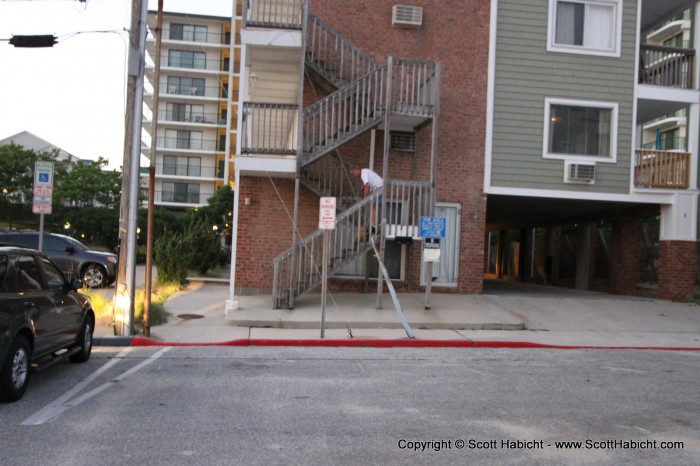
[
  {"left": 575, "top": 223, "right": 592, "bottom": 290},
  {"left": 658, "top": 192, "right": 698, "bottom": 301},
  {"left": 610, "top": 216, "right": 641, "bottom": 295}
]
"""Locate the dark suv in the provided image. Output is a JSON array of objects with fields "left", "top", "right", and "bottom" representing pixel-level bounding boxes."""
[
  {"left": 0, "top": 247, "right": 94, "bottom": 402},
  {"left": 0, "top": 231, "right": 117, "bottom": 288}
]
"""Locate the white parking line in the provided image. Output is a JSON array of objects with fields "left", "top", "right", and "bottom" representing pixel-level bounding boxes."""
[{"left": 22, "top": 347, "right": 170, "bottom": 426}]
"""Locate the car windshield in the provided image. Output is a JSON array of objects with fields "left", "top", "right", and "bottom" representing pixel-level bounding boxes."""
[{"left": 62, "top": 236, "right": 89, "bottom": 252}]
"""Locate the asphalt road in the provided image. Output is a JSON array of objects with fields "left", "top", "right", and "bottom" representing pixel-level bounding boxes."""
[{"left": 1, "top": 347, "right": 699, "bottom": 465}]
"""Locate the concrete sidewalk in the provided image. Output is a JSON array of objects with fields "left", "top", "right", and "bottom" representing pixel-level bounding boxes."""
[{"left": 93, "top": 279, "right": 700, "bottom": 349}]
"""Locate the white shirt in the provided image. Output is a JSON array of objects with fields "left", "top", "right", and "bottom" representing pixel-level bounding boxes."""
[{"left": 361, "top": 169, "right": 383, "bottom": 191}]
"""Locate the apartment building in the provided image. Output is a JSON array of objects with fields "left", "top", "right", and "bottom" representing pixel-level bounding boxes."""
[
  {"left": 142, "top": 10, "right": 240, "bottom": 210},
  {"left": 486, "top": 0, "right": 699, "bottom": 301},
  {"left": 223, "top": 0, "right": 697, "bottom": 310}
]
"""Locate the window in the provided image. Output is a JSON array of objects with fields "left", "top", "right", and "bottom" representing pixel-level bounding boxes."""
[
  {"left": 170, "top": 24, "right": 208, "bottom": 43},
  {"left": 39, "top": 256, "right": 65, "bottom": 290},
  {"left": 17, "top": 255, "right": 42, "bottom": 291},
  {"left": 420, "top": 204, "right": 461, "bottom": 286},
  {"left": 166, "top": 103, "right": 204, "bottom": 122},
  {"left": 168, "top": 50, "right": 206, "bottom": 70},
  {"left": 543, "top": 98, "right": 617, "bottom": 161},
  {"left": 162, "top": 182, "right": 200, "bottom": 204},
  {"left": 163, "top": 155, "right": 202, "bottom": 177},
  {"left": 166, "top": 77, "right": 205, "bottom": 96},
  {"left": 549, "top": 0, "right": 621, "bottom": 56}
]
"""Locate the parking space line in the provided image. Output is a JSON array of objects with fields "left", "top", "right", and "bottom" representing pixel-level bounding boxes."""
[{"left": 22, "top": 347, "right": 169, "bottom": 426}]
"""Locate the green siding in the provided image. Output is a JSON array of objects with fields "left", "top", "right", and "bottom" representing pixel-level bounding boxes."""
[{"left": 491, "top": 0, "right": 637, "bottom": 194}]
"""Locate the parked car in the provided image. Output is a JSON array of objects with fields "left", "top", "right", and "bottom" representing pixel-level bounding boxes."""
[
  {"left": 0, "top": 231, "right": 117, "bottom": 288},
  {"left": 0, "top": 246, "right": 94, "bottom": 402}
]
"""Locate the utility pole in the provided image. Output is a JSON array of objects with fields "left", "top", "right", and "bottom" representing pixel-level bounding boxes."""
[
  {"left": 144, "top": 0, "right": 164, "bottom": 337},
  {"left": 115, "top": 0, "right": 148, "bottom": 337}
]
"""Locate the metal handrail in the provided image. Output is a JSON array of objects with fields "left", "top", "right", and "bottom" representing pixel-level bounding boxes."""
[
  {"left": 390, "top": 59, "right": 438, "bottom": 116},
  {"left": 306, "top": 13, "right": 380, "bottom": 88},
  {"left": 300, "top": 151, "right": 361, "bottom": 204},
  {"left": 301, "top": 65, "right": 387, "bottom": 166}
]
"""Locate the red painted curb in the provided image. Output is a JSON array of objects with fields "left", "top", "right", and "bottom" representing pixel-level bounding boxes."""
[{"left": 128, "top": 337, "right": 700, "bottom": 350}]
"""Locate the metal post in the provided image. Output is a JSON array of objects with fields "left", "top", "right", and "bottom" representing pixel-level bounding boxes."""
[
  {"left": 320, "top": 229, "right": 329, "bottom": 338},
  {"left": 143, "top": 0, "right": 163, "bottom": 337},
  {"left": 425, "top": 62, "right": 441, "bottom": 310},
  {"left": 377, "top": 57, "right": 393, "bottom": 310},
  {"left": 37, "top": 214, "right": 44, "bottom": 252}
]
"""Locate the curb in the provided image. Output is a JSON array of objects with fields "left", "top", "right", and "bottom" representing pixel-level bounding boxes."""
[{"left": 92, "top": 336, "right": 700, "bottom": 351}]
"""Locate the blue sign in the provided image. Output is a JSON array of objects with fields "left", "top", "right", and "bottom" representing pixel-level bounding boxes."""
[
  {"left": 39, "top": 173, "right": 49, "bottom": 183},
  {"left": 419, "top": 217, "right": 446, "bottom": 238}
]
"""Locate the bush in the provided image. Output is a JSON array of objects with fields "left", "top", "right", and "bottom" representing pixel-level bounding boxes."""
[{"left": 154, "top": 220, "right": 222, "bottom": 284}]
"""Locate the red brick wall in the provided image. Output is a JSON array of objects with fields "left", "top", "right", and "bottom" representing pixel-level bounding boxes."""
[
  {"left": 658, "top": 240, "right": 697, "bottom": 302},
  {"left": 609, "top": 217, "right": 641, "bottom": 295},
  {"left": 310, "top": 0, "right": 490, "bottom": 294},
  {"left": 239, "top": 1, "right": 490, "bottom": 292}
]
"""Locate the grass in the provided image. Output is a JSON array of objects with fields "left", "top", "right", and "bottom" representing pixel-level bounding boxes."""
[{"left": 83, "top": 282, "right": 181, "bottom": 331}]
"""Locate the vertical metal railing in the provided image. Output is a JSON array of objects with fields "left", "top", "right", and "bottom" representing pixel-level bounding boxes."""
[
  {"left": 301, "top": 66, "right": 387, "bottom": 166},
  {"left": 272, "top": 189, "right": 383, "bottom": 308},
  {"left": 306, "top": 13, "right": 380, "bottom": 88},
  {"left": 383, "top": 180, "right": 432, "bottom": 237},
  {"left": 390, "top": 59, "right": 438, "bottom": 116},
  {"left": 299, "top": 152, "right": 361, "bottom": 205},
  {"left": 640, "top": 44, "right": 695, "bottom": 89},
  {"left": 243, "top": 0, "right": 304, "bottom": 29},
  {"left": 241, "top": 102, "right": 299, "bottom": 154}
]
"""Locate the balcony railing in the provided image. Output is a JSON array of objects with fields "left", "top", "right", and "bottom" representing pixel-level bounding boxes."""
[
  {"left": 161, "top": 84, "right": 239, "bottom": 99},
  {"left": 156, "top": 137, "right": 222, "bottom": 152},
  {"left": 639, "top": 44, "right": 695, "bottom": 89},
  {"left": 641, "top": 137, "right": 686, "bottom": 152},
  {"left": 390, "top": 59, "right": 438, "bottom": 117},
  {"left": 157, "top": 110, "right": 226, "bottom": 125},
  {"left": 154, "top": 190, "right": 212, "bottom": 205},
  {"left": 161, "top": 28, "right": 229, "bottom": 46},
  {"left": 159, "top": 54, "right": 226, "bottom": 72},
  {"left": 243, "top": 0, "right": 304, "bottom": 29},
  {"left": 634, "top": 149, "right": 690, "bottom": 189},
  {"left": 241, "top": 102, "right": 299, "bottom": 155},
  {"left": 157, "top": 164, "right": 221, "bottom": 178}
]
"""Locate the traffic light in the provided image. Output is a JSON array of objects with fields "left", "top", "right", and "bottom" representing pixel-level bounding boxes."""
[{"left": 9, "top": 35, "right": 58, "bottom": 48}]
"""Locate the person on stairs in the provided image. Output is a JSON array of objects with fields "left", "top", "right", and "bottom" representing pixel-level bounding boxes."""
[{"left": 351, "top": 167, "right": 383, "bottom": 241}]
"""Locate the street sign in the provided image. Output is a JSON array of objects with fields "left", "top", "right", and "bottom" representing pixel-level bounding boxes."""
[
  {"left": 419, "top": 216, "right": 446, "bottom": 238},
  {"left": 318, "top": 197, "right": 336, "bottom": 230},
  {"left": 32, "top": 197, "right": 52, "bottom": 214},
  {"left": 33, "top": 161, "right": 54, "bottom": 197}
]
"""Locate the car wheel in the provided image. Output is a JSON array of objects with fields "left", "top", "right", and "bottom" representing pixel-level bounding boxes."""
[
  {"left": 70, "top": 316, "right": 94, "bottom": 363},
  {"left": 0, "top": 335, "right": 31, "bottom": 402},
  {"left": 82, "top": 265, "right": 107, "bottom": 288}
]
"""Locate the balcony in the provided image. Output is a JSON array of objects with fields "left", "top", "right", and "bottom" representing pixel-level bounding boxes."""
[
  {"left": 241, "top": 102, "right": 298, "bottom": 155},
  {"left": 158, "top": 54, "right": 227, "bottom": 73},
  {"left": 161, "top": 28, "right": 229, "bottom": 46},
  {"left": 634, "top": 149, "right": 690, "bottom": 189},
  {"left": 156, "top": 137, "right": 223, "bottom": 152},
  {"left": 157, "top": 164, "right": 221, "bottom": 179},
  {"left": 155, "top": 190, "right": 211, "bottom": 205},
  {"left": 157, "top": 110, "right": 226, "bottom": 126},
  {"left": 243, "top": 0, "right": 304, "bottom": 29},
  {"left": 639, "top": 44, "right": 695, "bottom": 89}
]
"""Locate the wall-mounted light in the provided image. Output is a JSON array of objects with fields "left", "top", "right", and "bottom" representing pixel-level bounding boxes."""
[{"left": 244, "top": 197, "right": 251, "bottom": 206}]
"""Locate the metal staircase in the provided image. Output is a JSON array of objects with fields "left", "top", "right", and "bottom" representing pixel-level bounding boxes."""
[{"left": 265, "top": 6, "right": 439, "bottom": 308}]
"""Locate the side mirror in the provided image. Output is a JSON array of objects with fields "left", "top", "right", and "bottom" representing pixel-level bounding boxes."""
[{"left": 70, "top": 278, "right": 84, "bottom": 290}]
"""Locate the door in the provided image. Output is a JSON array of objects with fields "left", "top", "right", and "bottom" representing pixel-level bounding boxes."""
[{"left": 13, "top": 254, "right": 56, "bottom": 356}]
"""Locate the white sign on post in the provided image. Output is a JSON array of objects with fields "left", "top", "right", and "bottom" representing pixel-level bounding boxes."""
[
  {"left": 33, "top": 161, "right": 54, "bottom": 215},
  {"left": 318, "top": 197, "right": 336, "bottom": 230}
]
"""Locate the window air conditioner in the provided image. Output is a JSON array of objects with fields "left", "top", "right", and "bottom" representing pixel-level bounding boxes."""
[
  {"left": 566, "top": 162, "right": 596, "bottom": 183},
  {"left": 392, "top": 5, "right": 423, "bottom": 28}
]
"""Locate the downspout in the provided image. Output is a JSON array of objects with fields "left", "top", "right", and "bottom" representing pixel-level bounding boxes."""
[
  {"left": 424, "top": 62, "right": 441, "bottom": 309},
  {"left": 288, "top": 1, "right": 309, "bottom": 309}
]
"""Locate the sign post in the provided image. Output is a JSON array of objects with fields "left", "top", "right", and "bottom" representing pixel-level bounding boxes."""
[
  {"left": 420, "top": 216, "right": 446, "bottom": 310},
  {"left": 318, "top": 197, "right": 336, "bottom": 338},
  {"left": 32, "top": 161, "right": 54, "bottom": 252}
]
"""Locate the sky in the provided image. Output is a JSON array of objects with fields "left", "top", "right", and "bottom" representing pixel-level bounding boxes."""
[{"left": 0, "top": 0, "right": 233, "bottom": 169}]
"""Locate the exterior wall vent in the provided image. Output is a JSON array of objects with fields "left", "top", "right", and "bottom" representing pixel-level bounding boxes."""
[
  {"left": 390, "top": 132, "right": 417, "bottom": 152},
  {"left": 392, "top": 5, "right": 423, "bottom": 28},
  {"left": 565, "top": 162, "right": 596, "bottom": 184}
]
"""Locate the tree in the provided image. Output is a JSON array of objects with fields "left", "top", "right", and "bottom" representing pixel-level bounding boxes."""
[
  {"left": 0, "top": 143, "right": 66, "bottom": 204},
  {"left": 53, "top": 157, "right": 121, "bottom": 208}
]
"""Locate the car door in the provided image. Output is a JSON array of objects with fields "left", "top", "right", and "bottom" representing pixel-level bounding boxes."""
[
  {"left": 42, "top": 235, "right": 79, "bottom": 281},
  {"left": 37, "top": 255, "right": 83, "bottom": 347},
  {"left": 13, "top": 254, "right": 57, "bottom": 357}
]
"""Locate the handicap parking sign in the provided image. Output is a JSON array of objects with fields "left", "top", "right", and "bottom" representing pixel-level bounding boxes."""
[{"left": 419, "top": 217, "right": 446, "bottom": 238}]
